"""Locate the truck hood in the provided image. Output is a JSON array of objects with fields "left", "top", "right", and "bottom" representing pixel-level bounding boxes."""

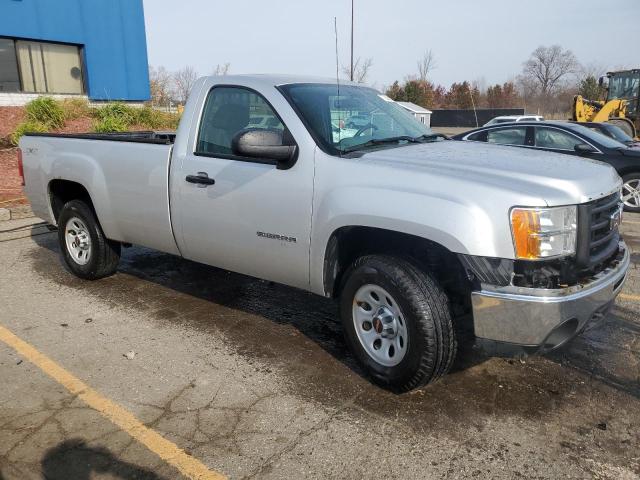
[{"left": 359, "top": 140, "right": 621, "bottom": 205}]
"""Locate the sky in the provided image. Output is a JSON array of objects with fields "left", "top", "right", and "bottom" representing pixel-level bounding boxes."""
[{"left": 142, "top": 0, "right": 639, "bottom": 90}]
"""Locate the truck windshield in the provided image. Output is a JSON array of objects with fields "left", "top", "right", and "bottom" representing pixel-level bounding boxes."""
[
  {"left": 608, "top": 71, "right": 640, "bottom": 101},
  {"left": 279, "top": 83, "right": 437, "bottom": 155}
]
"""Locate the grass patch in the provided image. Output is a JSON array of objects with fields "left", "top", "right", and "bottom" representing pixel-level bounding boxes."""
[
  {"left": 25, "top": 97, "right": 65, "bottom": 129},
  {"left": 60, "top": 98, "right": 91, "bottom": 120},
  {"left": 94, "top": 102, "right": 138, "bottom": 125},
  {"left": 93, "top": 116, "right": 130, "bottom": 133},
  {"left": 10, "top": 96, "right": 181, "bottom": 139},
  {"left": 92, "top": 102, "right": 180, "bottom": 132},
  {"left": 135, "top": 106, "right": 180, "bottom": 130},
  {"left": 10, "top": 121, "right": 50, "bottom": 146}
]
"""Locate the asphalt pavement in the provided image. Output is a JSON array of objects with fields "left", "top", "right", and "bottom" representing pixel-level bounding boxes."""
[{"left": 0, "top": 215, "right": 639, "bottom": 479}]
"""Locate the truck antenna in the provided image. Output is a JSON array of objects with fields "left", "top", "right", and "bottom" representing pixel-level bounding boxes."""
[
  {"left": 334, "top": 17, "right": 340, "bottom": 94},
  {"left": 334, "top": 16, "right": 343, "bottom": 155}
]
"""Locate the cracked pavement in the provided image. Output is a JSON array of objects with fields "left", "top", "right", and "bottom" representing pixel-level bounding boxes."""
[{"left": 0, "top": 215, "right": 639, "bottom": 479}]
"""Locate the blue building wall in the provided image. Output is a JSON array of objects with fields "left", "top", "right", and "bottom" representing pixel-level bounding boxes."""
[{"left": 0, "top": 0, "right": 151, "bottom": 101}]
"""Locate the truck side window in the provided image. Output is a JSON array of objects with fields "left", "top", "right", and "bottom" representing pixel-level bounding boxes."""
[
  {"left": 486, "top": 127, "right": 527, "bottom": 146},
  {"left": 197, "top": 87, "right": 285, "bottom": 156},
  {"left": 535, "top": 127, "right": 587, "bottom": 150}
]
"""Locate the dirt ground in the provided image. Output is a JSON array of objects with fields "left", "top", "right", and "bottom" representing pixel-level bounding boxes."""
[
  {"left": 0, "top": 148, "right": 25, "bottom": 205},
  {"left": 0, "top": 213, "right": 638, "bottom": 479}
]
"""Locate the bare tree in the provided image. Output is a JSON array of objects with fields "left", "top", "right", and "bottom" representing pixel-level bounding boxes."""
[
  {"left": 521, "top": 45, "right": 579, "bottom": 95},
  {"left": 417, "top": 49, "right": 437, "bottom": 82},
  {"left": 212, "top": 63, "right": 231, "bottom": 76},
  {"left": 148, "top": 65, "right": 172, "bottom": 107},
  {"left": 173, "top": 66, "right": 198, "bottom": 105},
  {"left": 578, "top": 61, "right": 606, "bottom": 82},
  {"left": 342, "top": 57, "right": 373, "bottom": 83}
]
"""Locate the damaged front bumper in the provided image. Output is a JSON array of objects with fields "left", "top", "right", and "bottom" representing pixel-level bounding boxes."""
[{"left": 470, "top": 242, "right": 630, "bottom": 351}]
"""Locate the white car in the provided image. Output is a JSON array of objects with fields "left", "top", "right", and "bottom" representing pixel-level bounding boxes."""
[{"left": 484, "top": 115, "right": 544, "bottom": 126}]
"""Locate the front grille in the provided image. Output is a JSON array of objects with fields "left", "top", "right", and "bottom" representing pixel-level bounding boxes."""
[{"left": 576, "top": 193, "right": 621, "bottom": 269}]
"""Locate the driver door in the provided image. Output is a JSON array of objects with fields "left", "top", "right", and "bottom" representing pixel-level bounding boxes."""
[{"left": 172, "top": 85, "right": 314, "bottom": 290}]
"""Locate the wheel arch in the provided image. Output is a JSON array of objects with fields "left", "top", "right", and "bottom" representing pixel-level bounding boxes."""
[
  {"left": 48, "top": 179, "right": 96, "bottom": 224},
  {"left": 322, "top": 225, "right": 473, "bottom": 312},
  {"left": 617, "top": 167, "right": 640, "bottom": 179}
]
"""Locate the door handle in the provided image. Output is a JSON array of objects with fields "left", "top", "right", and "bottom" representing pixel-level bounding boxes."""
[{"left": 185, "top": 172, "right": 216, "bottom": 186}]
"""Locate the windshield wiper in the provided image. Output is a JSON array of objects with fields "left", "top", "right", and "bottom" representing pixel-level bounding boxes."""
[{"left": 341, "top": 135, "right": 422, "bottom": 153}]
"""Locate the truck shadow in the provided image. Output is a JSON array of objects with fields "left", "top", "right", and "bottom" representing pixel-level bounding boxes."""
[
  {"left": 29, "top": 230, "right": 486, "bottom": 380},
  {"left": 41, "top": 439, "right": 164, "bottom": 480},
  {"left": 28, "top": 229, "right": 639, "bottom": 430}
]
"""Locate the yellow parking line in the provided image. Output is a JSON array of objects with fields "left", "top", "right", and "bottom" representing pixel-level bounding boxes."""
[
  {"left": 619, "top": 293, "right": 640, "bottom": 302},
  {"left": 0, "top": 324, "right": 226, "bottom": 480}
]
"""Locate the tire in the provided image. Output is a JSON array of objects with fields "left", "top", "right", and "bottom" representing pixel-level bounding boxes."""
[
  {"left": 621, "top": 173, "right": 640, "bottom": 213},
  {"left": 607, "top": 118, "right": 636, "bottom": 139},
  {"left": 339, "top": 255, "right": 456, "bottom": 392},
  {"left": 57, "top": 200, "right": 120, "bottom": 280}
]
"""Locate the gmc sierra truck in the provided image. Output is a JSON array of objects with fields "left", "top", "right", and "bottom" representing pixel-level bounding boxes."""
[{"left": 21, "top": 75, "right": 630, "bottom": 391}]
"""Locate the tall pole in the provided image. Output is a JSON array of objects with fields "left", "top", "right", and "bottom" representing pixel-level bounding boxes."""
[
  {"left": 468, "top": 83, "right": 479, "bottom": 128},
  {"left": 350, "top": 0, "right": 354, "bottom": 81}
]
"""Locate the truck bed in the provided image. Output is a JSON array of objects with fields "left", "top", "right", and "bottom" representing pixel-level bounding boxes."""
[
  {"left": 21, "top": 132, "right": 180, "bottom": 255},
  {"left": 25, "top": 131, "right": 176, "bottom": 144}
]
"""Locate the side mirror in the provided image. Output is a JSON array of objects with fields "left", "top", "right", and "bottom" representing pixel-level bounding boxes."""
[
  {"left": 231, "top": 128, "right": 297, "bottom": 168},
  {"left": 574, "top": 143, "right": 597, "bottom": 155}
]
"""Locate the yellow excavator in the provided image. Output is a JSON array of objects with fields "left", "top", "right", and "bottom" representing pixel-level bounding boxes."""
[{"left": 572, "top": 68, "right": 639, "bottom": 139}]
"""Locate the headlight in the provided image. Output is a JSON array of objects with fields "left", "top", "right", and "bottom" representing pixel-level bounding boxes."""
[{"left": 510, "top": 206, "right": 577, "bottom": 259}]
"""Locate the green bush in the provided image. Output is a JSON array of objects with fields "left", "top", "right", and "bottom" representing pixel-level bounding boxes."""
[
  {"left": 60, "top": 98, "right": 91, "bottom": 120},
  {"left": 93, "top": 116, "right": 130, "bottom": 133},
  {"left": 135, "top": 106, "right": 163, "bottom": 129},
  {"left": 91, "top": 102, "right": 180, "bottom": 132},
  {"left": 10, "top": 121, "right": 50, "bottom": 146},
  {"left": 93, "top": 102, "right": 137, "bottom": 124},
  {"left": 25, "top": 97, "right": 65, "bottom": 129},
  {"left": 135, "top": 106, "right": 180, "bottom": 130},
  {"left": 12, "top": 98, "right": 180, "bottom": 140}
]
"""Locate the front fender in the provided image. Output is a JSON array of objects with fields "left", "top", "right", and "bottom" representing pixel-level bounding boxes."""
[{"left": 309, "top": 186, "right": 512, "bottom": 295}]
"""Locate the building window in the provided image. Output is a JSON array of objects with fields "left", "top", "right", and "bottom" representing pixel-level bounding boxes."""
[
  {"left": 0, "top": 38, "right": 84, "bottom": 95},
  {"left": 0, "top": 38, "right": 20, "bottom": 92}
]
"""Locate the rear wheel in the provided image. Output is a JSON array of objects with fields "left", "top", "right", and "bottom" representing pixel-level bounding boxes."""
[
  {"left": 339, "top": 255, "right": 456, "bottom": 392},
  {"left": 57, "top": 200, "right": 120, "bottom": 279}
]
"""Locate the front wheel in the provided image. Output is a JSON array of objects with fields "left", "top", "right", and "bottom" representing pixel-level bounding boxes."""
[
  {"left": 622, "top": 173, "right": 640, "bottom": 213},
  {"left": 57, "top": 200, "right": 121, "bottom": 280},
  {"left": 339, "top": 255, "right": 456, "bottom": 392}
]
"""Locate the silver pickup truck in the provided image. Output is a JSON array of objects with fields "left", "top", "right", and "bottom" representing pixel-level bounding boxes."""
[{"left": 21, "top": 75, "right": 629, "bottom": 391}]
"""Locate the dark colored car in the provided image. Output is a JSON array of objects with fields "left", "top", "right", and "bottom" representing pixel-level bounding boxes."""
[
  {"left": 574, "top": 122, "right": 640, "bottom": 149},
  {"left": 453, "top": 121, "right": 640, "bottom": 212}
]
